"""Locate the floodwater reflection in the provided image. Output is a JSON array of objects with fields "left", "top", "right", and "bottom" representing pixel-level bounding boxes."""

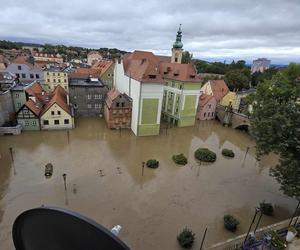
[{"left": 0, "top": 118, "right": 297, "bottom": 250}]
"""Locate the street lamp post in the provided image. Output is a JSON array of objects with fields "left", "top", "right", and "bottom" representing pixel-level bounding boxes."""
[{"left": 243, "top": 207, "right": 260, "bottom": 246}]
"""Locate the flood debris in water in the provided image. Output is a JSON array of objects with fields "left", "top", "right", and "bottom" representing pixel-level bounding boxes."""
[
  {"left": 97, "top": 169, "right": 105, "bottom": 177},
  {"left": 116, "top": 167, "right": 122, "bottom": 174},
  {"left": 72, "top": 184, "right": 77, "bottom": 194},
  {"left": 44, "top": 163, "right": 53, "bottom": 178}
]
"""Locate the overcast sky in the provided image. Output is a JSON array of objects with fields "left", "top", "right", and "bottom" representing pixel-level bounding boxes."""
[{"left": 1, "top": 0, "right": 300, "bottom": 64}]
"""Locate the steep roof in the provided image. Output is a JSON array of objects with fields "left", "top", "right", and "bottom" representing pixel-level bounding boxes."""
[
  {"left": 25, "top": 81, "right": 44, "bottom": 96},
  {"left": 209, "top": 80, "right": 229, "bottom": 102},
  {"left": 105, "top": 88, "right": 131, "bottom": 108},
  {"left": 23, "top": 99, "right": 41, "bottom": 116},
  {"left": 41, "top": 85, "right": 70, "bottom": 116},
  {"left": 122, "top": 50, "right": 200, "bottom": 84},
  {"left": 91, "top": 60, "right": 113, "bottom": 76},
  {"left": 199, "top": 94, "right": 216, "bottom": 107}
]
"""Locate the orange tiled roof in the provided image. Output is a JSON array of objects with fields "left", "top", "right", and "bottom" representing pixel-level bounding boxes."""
[
  {"left": 25, "top": 82, "right": 43, "bottom": 96},
  {"left": 91, "top": 60, "right": 113, "bottom": 76},
  {"left": 41, "top": 85, "right": 70, "bottom": 116},
  {"left": 209, "top": 80, "right": 229, "bottom": 102},
  {"left": 122, "top": 50, "right": 200, "bottom": 84},
  {"left": 24, "top": 99, "right": 41, "bottom": 116}
]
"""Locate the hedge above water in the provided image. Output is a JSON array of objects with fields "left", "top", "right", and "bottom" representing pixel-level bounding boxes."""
[
  {"left": 146, "top": 159, "right": 159, "bottom": 169},
  {"left": 194, "top": 148, "right": 217, "bottom": 162},
  {"left": 221, "top": 149, "right": 235, "bottom": 158},
  {"left": 172, "top": 154, "right": 188, "bottom": 165}
]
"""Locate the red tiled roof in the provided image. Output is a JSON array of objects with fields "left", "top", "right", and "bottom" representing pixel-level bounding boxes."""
[
  {"left": 209, "top": 80, "right": 229, "bottom": 102},
  {"left": 122, "top": 50, "right": 200, "bottom": 84},
  {"left": 25, "top": 82, "right": 43, "bottom": 96},
  {"left": 41, "top": 85, "right": 70, "bottom": 116},
  {"left": 70, "top": 68, "right": 102, "bottom": 78},
  {"left": 91, "top": 60, "right": 113, "bottom": 76},
  {"left": 24, "top": 99, "right": 41, "bottom": 116}
]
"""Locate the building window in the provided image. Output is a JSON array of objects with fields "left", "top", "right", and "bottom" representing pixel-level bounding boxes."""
[
  {"left": 64, "top": 119, "right": 69, "bottom": 124},
  {"left": 25, "top": 121, "right": 29, "bottom": 126},
  {"left": 116, "top": 102, "right": 120, "bottom": 107},
  {"left": 21, "top": 73, "right": 26, "bottom": 78},
  {"left": 208, "top": 104, "right": 211, "bottom": 109},
  {"left": 179, "top": 85, "right": 182, "bottom": 90},
  {"left": 30, "top": 74, "right": 34, "bottom": 79},
  {"left": 17, "top": 102, "right": 21, "bottom": 108},
  {"left": 94, "top": 103, "right": 100, "bottom": 109},
  {"left": 15, "top": 93, "right": 19, "bottom": 98},
  {"left": 36, "top": 74, "right": 40, "bottom": 79},
  {"left": 43, "top": 120, "right": 49, "bottom": 125},
  {"left": 64, "top": 79, "right": 67, "bottom": 83},
  {"left": 53, "top": 72, "right": 55, "bottom": 76},
  {"left": 47, "top": 72, "right": 49, "bottom": 75},
  {"left": 208, "top": 112, "right": 210, "bottom": 117},
  {"left": 121, "top": 102, "right": 125, "bottom": 107},
  {"left": 51, "top": 111, "right": 55, "bottom": 115},
  {"left": 204, "top": 112, "right": 206, "bottom": 117},
  {"left": 58, "top": 111, "right": 61, "bottom": 115},
  {"left": 32, "top": 121, "right": 36, "bottom": 126},
  {"left": 64, "top": 73, "right": 66, "bottom": 76},
  {"left": 212, "top": 112, "right": 214, "bottom": 117},
  {"left": 47, "top": 79, "right": 50, "bottom": 82},
  {"left": 53, "top": 79, "right": 56, "bottom": 82},
  {"left": 54, "top": 120, "right": 59, "bottom": 125},
  {"left": 74, "top": 104, "right": 78, "bottom": 109},
  {"left": 58, "top": 73, "right": 60, "bottom": 76},
  {"left": 88, "top": 104, "right": 92, "bottom": 109},
  {"left": 58, "top": 79, "right": 61, "bottom": 83},
  {"left": 16, "top": 73, "right": 20, "bottom": 78},
  {"left": 87, "top": 94, "right": 91, "bottom": 99},
  {"left": 18, "top": 65, "right": 22, "bottom": 70}
]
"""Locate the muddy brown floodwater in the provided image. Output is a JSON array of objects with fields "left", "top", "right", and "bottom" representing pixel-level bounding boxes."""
[{"left": 0, "top": 118, "right": 297, "bottom": 250}]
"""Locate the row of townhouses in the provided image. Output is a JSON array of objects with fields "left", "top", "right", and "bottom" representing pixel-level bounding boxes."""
[{"left": 0, "top": 26, "right": 253, "bottom": 136}]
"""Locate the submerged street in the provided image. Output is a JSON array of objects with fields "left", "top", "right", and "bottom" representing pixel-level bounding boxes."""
[{"left": 0, "top": 118, "right": 297, "bottom": 250}]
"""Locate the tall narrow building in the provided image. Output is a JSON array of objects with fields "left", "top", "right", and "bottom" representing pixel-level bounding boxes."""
[{"left": 171, "top": 24, "right": 183, "bottom": 64}]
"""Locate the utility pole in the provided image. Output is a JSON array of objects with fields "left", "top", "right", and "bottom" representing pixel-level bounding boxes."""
[{"left": 142, "top": 162, "right": 145, "bottom": 177}]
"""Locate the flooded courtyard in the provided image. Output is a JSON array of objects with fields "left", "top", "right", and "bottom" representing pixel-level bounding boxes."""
[{"left": 0, "top": 118, "right": 297, "bottom": 250}]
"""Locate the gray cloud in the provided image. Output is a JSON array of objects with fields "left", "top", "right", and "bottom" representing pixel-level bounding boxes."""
[{"left": 1, "top": 0, "right": 300, "bottom": 64}]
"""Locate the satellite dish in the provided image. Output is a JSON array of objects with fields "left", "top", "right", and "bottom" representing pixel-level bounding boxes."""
[{"left": 12, "top": 207, "right": 131, "bottom": 250}]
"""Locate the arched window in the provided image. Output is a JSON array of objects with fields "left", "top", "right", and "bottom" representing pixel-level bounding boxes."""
[{"left": 204, "top": 112, "right": 206, "bottom": 117}]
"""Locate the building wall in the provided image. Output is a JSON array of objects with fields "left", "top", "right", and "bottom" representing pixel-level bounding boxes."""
[
  {"left": 198, "top": 98, "right": 217, "bottom": 121},
  {"left": 200, "top": 81, "right": 213, "bottom": 96},
  {"left": 101, "top": 65, "right": 114, "bottom": 89},
  {"left": 220, "top": 91, "right": 237, "bottom": 107},
  {"left": 162, "top": 80, "right": 201, "bottom": 127},
  {"left": 0, "top": 90, "right": 14, "bottom": 126},
  {"left": 40, "top": 104, "right": 73, "bottom": 130},
  {"left": 138, "top": 83, "right": 163, "bottom": 136},
  {"left": 44, "top": 71, "right": 69, "bottom": 92},
  {"left": 115, "top": 60, "right": 141, "bottom": 135},
  {"left": 11, "top": 90, "right": 27, "bottom": 112},
  {"left": 69, "top": 85, "right": 108, "bottom": 117},
  {"left": 104, "top": 95, "right": 132, "bottom": 129},
  {"left": 4, "top": 63, "right": 44, "bottom": 83},
  {"left": 17, "top": 106, "right": 40, "bottom": 130}
]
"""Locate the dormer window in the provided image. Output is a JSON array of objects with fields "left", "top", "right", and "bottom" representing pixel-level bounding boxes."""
[
  {"left": 190, "top": 74, "right": 195, "bottom": 79},
  {"left": 174, "top": 72, "right": 179, "bottom": 76},
  {"left": 149, "top": 74, "right": 156, "bottom": 79}
]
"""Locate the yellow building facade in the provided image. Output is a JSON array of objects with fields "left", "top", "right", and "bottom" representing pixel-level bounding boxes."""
[
  {"left": 40, "top": 103, "right": 74, "bottom": 130},
  {"left": 220, "top": 91, "right": 237, "bottom": 108},
  {"left": 44, "top": 71, "right": 69, "bottom": 92}
]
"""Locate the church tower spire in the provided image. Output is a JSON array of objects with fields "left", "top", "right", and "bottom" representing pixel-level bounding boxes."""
[{"left": 171, "top": 24, "right": 183, "bottom": 64}]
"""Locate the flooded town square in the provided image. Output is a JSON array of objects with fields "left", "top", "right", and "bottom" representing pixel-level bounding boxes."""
[{"left": 0, "top": 118, "right": 297, "bottom": 250}]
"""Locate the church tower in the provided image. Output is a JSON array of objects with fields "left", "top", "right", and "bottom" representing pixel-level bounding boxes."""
[{"left": 171, "top": 24, "right": 183, "bottom": 64}]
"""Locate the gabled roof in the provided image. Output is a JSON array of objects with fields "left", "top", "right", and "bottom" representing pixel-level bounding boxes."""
[
  {"left": 91, "top": 60, "right": 113, "bottom": 76},
  {"left": 25, "top": 82, "right": 43, "bottom": 96},
  {"left": 122, "top": 50, "right": 200, "bottom": 84},
  {"left": 23, "top": 99, "right": 41, "bottom": 116},
  {"left": 105, "top": 88, "right": 131, "bottom": 108},
  {"left": 209, "top": 80, "right": 229, "bottom": 102},
  {"left": 41, "top": 85, "right": 70, "bottom": 116},
  {"left": 199, "top": 94, "right": 216, "bottom": 107}
]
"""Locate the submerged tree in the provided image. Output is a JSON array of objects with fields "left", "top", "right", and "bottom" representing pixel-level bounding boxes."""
[{"left": 249, "top": 63, "right": 300, "bottom": 199}]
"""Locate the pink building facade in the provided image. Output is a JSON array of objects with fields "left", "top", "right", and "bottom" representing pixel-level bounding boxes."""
[{"left": 197, "top": 94, "right": 217, "bottom": 120}]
